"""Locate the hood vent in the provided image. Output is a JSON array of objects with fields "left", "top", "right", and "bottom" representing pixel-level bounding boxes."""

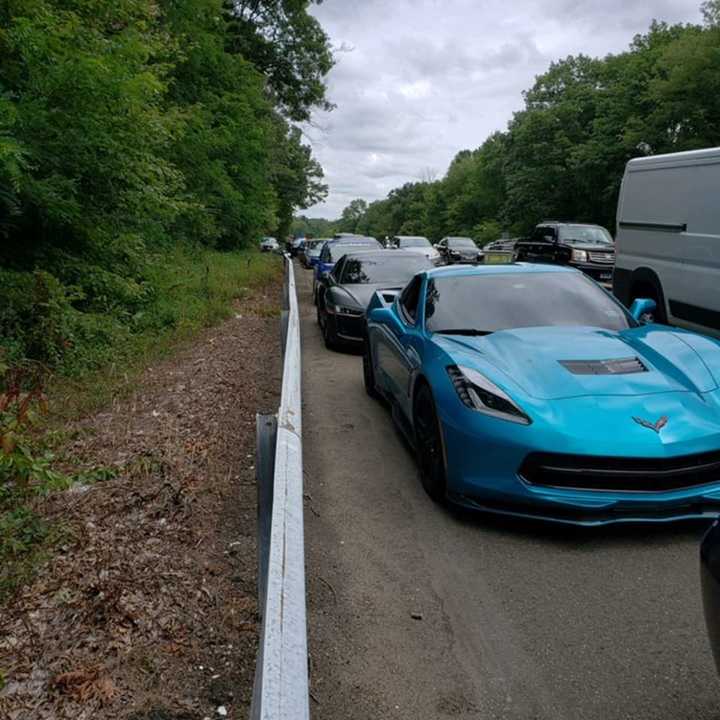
[{"left": 559, "top": 357, "right": 647, "bottom": 375}]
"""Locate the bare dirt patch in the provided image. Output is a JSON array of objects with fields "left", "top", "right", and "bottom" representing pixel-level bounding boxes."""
[{"left": 0, "top": 278, "right": 283, "bottom": 720}]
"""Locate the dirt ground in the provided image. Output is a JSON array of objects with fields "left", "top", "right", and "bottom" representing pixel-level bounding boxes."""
[{"left": 0, "top": 279, "right": 283, "bottom": 720}]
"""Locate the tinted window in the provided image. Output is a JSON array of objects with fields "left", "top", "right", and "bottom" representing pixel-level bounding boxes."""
[
  {"left": 559, "top": 225, "right": 613, "bottom": 245},
  {"left": 340, "top": 255, "right": 432, "bottom": 284},
  {"left": 398, "top": 237, "right": 431, "bottom": 248},
  {"left": 328, "top": 240, "right": 380, "bottom": 261},
  {"left": 331, "top": 257, "right": 346, "bottom": 280},
  {"left": 424, "top": 272, "right": 634, "bottom": 333},
  {"left": 532, "top": 226, "right": 555, "bottom": 242},
  {"left": 448, "top": 237, "right": 476, "bottom": 248},
  {"left": 399, "top": 276, "right": 423, "bottom": 322}
]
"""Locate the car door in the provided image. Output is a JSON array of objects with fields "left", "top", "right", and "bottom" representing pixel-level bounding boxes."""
[
  {"left": 378, "top": 276, "right": 423, "bottom": 416},
  {"left": 320, "top": 257, "right": 343, "bottom": 310}
]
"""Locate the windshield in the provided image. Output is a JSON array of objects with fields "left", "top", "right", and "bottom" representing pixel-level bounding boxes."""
[
  {"left": 398, "top": 237, "right": 431, "bottom": 248},
  {"left": 340, "top": 255, "right": 432, "bottom": 284},
  {"left": 448, "top": 237, "right": 476, "bottom": 249},
  {"left": 424, "top": 272, "right": 634, "bottom": 333},
  {"left": 329, "top": 240, "right": 380, "bottom": 261},
  {"left": 559, "top": 225, "right": 613, "bottom": 246}
]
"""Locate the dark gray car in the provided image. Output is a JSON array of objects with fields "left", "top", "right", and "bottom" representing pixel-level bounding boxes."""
[
  {"left": 316, "top": 250, "right": 434, "bottom": 349},
  {"left": 437, "top": 236, "right": 482, "bottom": 264}
]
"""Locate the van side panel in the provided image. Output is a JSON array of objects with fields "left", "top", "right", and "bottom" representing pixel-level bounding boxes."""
[{"left": 614, "top": 152, "right": 720, "bottom": 337}]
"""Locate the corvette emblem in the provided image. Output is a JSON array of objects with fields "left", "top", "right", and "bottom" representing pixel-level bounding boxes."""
[{"left": 632, "top": 415, "right": 668, "bottom": 433}]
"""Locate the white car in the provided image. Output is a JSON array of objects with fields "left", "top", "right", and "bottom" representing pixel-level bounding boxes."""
[
  {"left": 392, "top": 235, "right": 441, "bottom": 264},
  {"left": 260, "top": 236, "right": 279, "bottom": 253},
  {"left": 613, "top": 147, "right": 720, "bottom": 336}
]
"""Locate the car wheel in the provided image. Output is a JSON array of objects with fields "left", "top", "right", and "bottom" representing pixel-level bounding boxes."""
[
  {"left": 363, "top": 340, "right": 380, "bottom": 399},
  {"left": 413, "top": 383, "right": 447, "bottom": 503},
  {"left": 322, "top": 313, "right": 338, "bottom": 350}
]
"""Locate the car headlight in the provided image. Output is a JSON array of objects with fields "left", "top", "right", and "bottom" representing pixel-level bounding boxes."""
[
  {"left": 328, "top": 304, "right": 363, "bottom": 316},
  {"left": 571, "top": 249, "right": 588, "bottom": 263},
  {"left": 447, "top": 365, "right": 531, "bottom": 425}
]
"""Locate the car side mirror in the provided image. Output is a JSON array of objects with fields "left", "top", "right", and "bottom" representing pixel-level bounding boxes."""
[
  {"left": 629, "top": 298, "right": 657, "bottom": 323},
  {"left": 320, "top": 270, "right": 330, "bottom": 280}
]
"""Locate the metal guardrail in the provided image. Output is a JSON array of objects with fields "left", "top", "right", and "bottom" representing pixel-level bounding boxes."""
[{"left": 251, "top": 255, "right": 309, "bottom": 720}]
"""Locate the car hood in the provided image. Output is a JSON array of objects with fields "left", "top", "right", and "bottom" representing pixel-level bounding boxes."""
[
  {"left": 435, "top": 325, "right": 720, "bottom": 400},
  {"left": 337, "top": 283, "right": 403, "bottom": 310},
  {"left": 401, "top": 246, "right": 439, "bottom": 259}
]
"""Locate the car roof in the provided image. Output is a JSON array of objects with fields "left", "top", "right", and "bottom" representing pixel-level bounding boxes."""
[
  {"left": 327, "top": 236, "right": 377, "bottom": 245},
  {"left": 538, "top": 221, "right": 606, "bottom": 228},
  {"left": 395, "top": 235, "right": 429, "bottom": 240},
  {"left": 337, "top": 249, "right": 434, "bottom": 261},
  {"left": 425, "top": 262, "right": 578, "bottom": 279}
]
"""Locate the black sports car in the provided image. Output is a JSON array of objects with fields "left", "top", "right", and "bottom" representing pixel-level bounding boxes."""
[{"left": 316, "top": 249, "right": 434, "bottom": 349}]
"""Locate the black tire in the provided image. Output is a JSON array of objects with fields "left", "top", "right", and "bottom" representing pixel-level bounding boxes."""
[
  {"left": 413, "top": 383, "right": 447, "bottom": 503},
  {"left": 363, "top": 340, "right": 380, "bottom": 399},
  {"left": 321, "top": 311, "right": 338, "bottom": 349}
]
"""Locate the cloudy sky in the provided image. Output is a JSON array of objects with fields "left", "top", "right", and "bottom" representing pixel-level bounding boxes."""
[{"left": 302, "top": 0, "right": 702, "bottom": 218}]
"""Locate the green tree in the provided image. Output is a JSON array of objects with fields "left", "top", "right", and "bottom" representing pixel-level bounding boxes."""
[
  {"left": 224, "top": 0, "right": 334, "bottom": 121},
  {"left": 339, "top": 198, "right": 368, "bottom": 233}
]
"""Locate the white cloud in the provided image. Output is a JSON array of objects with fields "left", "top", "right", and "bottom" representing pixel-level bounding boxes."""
[{"left": 302, "top": 0, "right": 702, "bottom": 218}]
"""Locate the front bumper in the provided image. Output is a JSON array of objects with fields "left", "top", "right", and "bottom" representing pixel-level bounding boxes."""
[
  {"left": 437, "top": 398, "right": 720, "bottom": 526},
  {"left": 326, "top": 311, "right": 366, "bottom": 344}
]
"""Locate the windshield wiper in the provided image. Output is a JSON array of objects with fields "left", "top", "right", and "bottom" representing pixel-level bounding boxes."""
[{"left": 433, "top": 328, "right": 493, "bottom": 336}]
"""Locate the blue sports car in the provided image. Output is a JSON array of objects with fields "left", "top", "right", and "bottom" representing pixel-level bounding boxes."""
[{"left": 364, "top": 263, "right": 720, "bottom": 525}]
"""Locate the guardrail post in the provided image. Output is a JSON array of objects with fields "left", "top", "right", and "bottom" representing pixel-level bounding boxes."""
[{"left": 256, "top": 413, "right": 277, "bottom": 618}]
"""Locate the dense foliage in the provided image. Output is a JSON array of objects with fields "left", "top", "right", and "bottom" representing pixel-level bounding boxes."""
[
  {"left": 327, "top": 7, "right": 720, "bottom": 243},
  {"left": 0, "top": 0, "right": 330, "bottom": 371}
]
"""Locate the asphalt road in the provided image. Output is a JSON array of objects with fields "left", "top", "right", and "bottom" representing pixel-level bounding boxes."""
[{"left": 298, "top": 263, "right": 720, "bottom": 720}]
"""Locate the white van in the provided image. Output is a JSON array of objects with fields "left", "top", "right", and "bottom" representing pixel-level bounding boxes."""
[{"left": 613, "top": 147, "right": 720, "bottom": 337}]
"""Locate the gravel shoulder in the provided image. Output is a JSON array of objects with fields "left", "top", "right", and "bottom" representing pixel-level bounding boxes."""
[{"left": 0, "top": 277, "right": 283, "bottom": 720}]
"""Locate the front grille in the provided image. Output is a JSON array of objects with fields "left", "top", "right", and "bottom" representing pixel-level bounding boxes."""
[
  {"left": 336, "top": 315, "right": 365, "bottom": 340},
  {"left": 588, "top": 251, "right": 614, "bottom": 264},
  {"left": 559, "top": 357, "right": 647, "bottom": 375},
  {"left": 520, "top": 450, "right": 720, "bottom": 492}
]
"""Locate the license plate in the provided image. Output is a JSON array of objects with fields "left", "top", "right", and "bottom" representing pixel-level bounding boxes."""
[{"left": 600, "top": 273, "right": 612, "bottom": 281}]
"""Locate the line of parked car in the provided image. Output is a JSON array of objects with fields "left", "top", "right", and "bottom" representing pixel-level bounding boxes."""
[{"left": 291, "top": 143, "right": 720, "bottom": 673}]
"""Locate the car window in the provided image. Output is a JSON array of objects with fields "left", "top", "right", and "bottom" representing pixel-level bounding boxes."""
[
  {"left": 559, "top": 225, "right": 613, "bottom": 245},
  {"left": 424, "top": 272, "right": 635, "bottom": 333},
  {"left": 448, "top": 238, "right": 476, "bottom": 248},
  {"left": 331, "top": 257, "right": 346, "bottom": 280},
  {"left": 398, "top": 237, "right": 431, "bottom": 248},
  {"left": 399, "top": 275, "right": 422, "bottom": 323},
  {"left": 320, "top": 244, "right": 330, "bottom": 261},
  {"left": 532, "top": 226, "right": 555, "bottom": 242},
  {"left": 340, "top": 255, "right": 433, "bottom": 284}
]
